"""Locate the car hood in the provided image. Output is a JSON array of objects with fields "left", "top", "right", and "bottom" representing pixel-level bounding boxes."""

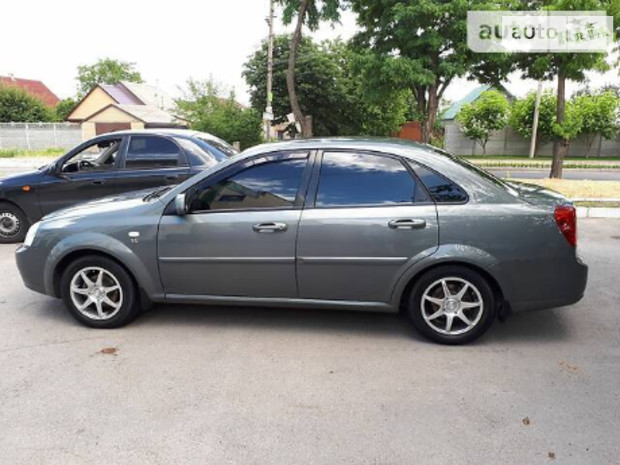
[
  {"left": 506, "top": 180, "right": 570, "bottom": 207},
  {"left": 0, "top": 169, "right": 46, "bottom": 186},
  {"left": 42, "top": 188, "right": 161, "bottom": 222}
]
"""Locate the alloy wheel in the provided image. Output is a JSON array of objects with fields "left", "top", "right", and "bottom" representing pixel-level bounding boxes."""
[
  {"left": 69, "top": 267, "right": 124, "bottom": 321},
  {"left": 420, "top": 277, "right": 484, "bottom": 336}
]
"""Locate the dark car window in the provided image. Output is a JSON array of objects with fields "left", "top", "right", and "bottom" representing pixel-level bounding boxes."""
[
  {"left": 196, "top": 136, "right": 238, "bottom": 159},
  {"left": 409, "top": 162, "right": 468, "bottom": 203},
  {"left": 189, "top": 156, "right": 308, "bottom": 213},
  {"left": 176, "top": 138, "right": 221, "bottom": 168},
  {"left": 125, "top": 136, "right": 184, "bottom": 169},
  {"left": 315, "top": 152, "right": 425, "bottom": 207}
]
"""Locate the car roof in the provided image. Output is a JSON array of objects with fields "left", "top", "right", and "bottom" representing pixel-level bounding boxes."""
[{"left": 93, "top": 128, "right": 218, "bottom": 140}]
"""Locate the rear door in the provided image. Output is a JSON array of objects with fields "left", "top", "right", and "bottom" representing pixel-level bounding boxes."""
[
  {"left": 114, "top": 135, "right": 191, "bottom": 195},
  {"left": 296, "top": 151, "right": 439, "bottom": 303}
]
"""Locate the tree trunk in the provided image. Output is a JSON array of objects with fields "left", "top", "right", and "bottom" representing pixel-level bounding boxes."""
[
  {"left": 287, "top": 0, "right": 312, "bottom": 137},
  {"left": 550, "top": 69, "right": 566, "bottom": 179}
]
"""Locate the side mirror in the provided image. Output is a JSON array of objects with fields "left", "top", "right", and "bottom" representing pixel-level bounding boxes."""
[{"left": 175, "top": 193, "right": 188, "bottom": 216}]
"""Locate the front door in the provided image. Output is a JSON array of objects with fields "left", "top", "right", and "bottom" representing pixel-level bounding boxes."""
[
  {"left": 296, "top": 151, "right": 439, "bottom": 303},
  {"left": 158, "top": 151, "right": 311, "bottom": 298},
  {"left": 114, "top": 135, "right": 191, "bottom": 195},
  {"left": 38, "top": 136, "right": 122, "bottom": 215}
]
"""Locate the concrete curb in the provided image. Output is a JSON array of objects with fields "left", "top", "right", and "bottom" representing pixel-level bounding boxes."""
[{"left": 576, "top": 207, "right": 620, "bottom": 219}]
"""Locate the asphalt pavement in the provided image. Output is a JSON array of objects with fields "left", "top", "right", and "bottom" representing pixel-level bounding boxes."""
[{"left": 0, "top": 219, "right": 619, "bottom": 464}]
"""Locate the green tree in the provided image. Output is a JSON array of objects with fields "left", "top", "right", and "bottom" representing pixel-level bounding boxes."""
[
  {"left": 350, "top": 0, "right": 516, "bottom": 143},
  {"left": 509, "top": 91, "right": 558, "bottom": 156},
  {"left": 277, "top": 0, "right": 344, "bottom": 136},
  {"left": 0, "top": 85, "right": 52, "bottom": 122},
  {"left": 516, "top": 0, "right": 619, "bottom": 178},
  {"left": 573, "top": 91, "right": 620, "bottom": 156},
  {"left": 176, "top": 79, "right": 262, "bottom": 150},
  {"left": 76, "top": 58, "right": 143, "bottom": 98},
  {"left": 243, "top": 35, "right": 409, "bottom": 137},
  {"left": 456, "top": 90, "right": 510, "bottom": 155},
  {"left": 52, "top": 97, "right": 76, "bottom": 121}
]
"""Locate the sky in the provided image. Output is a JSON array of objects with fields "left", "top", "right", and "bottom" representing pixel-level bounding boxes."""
[{"left": 1, "top": 0, "right": 618, "bottom": 109}]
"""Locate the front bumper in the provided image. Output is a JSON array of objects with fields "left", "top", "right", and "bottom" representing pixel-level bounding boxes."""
[{"left": 15, "top": 245, "right": 49, "bottom": 296}]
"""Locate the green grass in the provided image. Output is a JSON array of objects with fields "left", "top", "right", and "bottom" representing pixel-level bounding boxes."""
[
  {"left": 0, "top": 148, "right": 65, "bottom": 158},
  {"left": 574, "top": 201, "right": 620, "bottom": 208}
]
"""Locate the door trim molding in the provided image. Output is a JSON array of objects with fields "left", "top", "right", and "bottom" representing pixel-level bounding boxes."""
[{"left": 159, "top": 256, "right": 295, "bottom": 264}]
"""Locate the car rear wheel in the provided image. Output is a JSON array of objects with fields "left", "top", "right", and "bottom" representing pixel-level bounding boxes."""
[
  {"left": 407, "top": 265, "right": 496, "bottom": 345},
  {"left": 60, "top": 255, "right": 140, "bottom": 328},
  {"left": 0, "top": 202, "right": 28, "bottom": 244}
]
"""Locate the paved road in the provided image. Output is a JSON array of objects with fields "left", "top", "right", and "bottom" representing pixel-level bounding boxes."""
[
  {"left": 488, "top": 168, "right": 620, "bottom": 181},
  {"left": 1, "top": 219, "right": 619, "bottom": 464}
]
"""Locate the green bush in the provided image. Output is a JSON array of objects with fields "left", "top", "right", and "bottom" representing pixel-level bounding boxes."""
[{"left": 0, "top": 85, "right": 53, "bottom": 122}]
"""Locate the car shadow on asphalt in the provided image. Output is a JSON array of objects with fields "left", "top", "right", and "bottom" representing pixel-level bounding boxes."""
[{"left": 130, "top": 302, "right": 572, "bottom": 345}]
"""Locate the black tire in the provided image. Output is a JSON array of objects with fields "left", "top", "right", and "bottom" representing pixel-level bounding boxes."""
[
  {"left": 406, "top": 265, "right": 496, "bottom": 345},
  {"left": 0, "top": 202, "right": 29, "bottom": 244},
  {"left": 60, "top": 255, "right": 140, "bottom": 328}
]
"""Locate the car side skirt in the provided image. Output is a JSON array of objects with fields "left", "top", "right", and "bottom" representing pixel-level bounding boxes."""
[{"left": 160, "top": 294, "right": 395, "bottom": 313}]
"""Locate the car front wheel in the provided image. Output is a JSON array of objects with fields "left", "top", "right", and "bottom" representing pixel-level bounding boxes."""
[
  {"left": 0, "top": 202, "right": 28, "bottom": 244},
  {"left": 60, "top": 255, "right": 140, "bottom": 328},
  {"left": 407, "top": 265, "right": 496, "bottom": 344}
]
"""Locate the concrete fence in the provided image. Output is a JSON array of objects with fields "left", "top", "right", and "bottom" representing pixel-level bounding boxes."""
[
  {"left": 0, "top": 123, "right": 82, "bottom": 150},
  {"left": 444, "top": 120, "right": 620, "bottom": 157}
]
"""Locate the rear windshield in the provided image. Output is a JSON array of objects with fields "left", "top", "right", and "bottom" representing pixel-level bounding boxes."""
[
  {"left": 424, "top": 145, "right": 518, "bottom": 197},
  {"left": 196, "top": 136, "right": 238, "bottom": 159}
]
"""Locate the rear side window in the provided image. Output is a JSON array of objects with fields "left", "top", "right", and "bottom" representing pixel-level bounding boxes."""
[
  {"left": 316, "top": 152, "right": 427, "bottom": 207},
  {"left": 410, "top": 162, "right": 468, "bottom": 203},
  {"left": 125, "top": 136, "right": 184, "bottom": 169},
  {"left": 189, "top": 156, "right": 308, "bottom": 212}
]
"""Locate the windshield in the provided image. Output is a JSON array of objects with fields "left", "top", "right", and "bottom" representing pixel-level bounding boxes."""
[{"left": 424, "top": 145, "right": 518, "bottom": 197}]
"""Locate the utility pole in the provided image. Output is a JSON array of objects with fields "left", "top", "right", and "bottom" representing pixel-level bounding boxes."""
[
  {"left": 529, "top": 80, "right": 543, "bottom": 159},
  {"left": 264, "top": 0, "right": 275, "bottom": 141}
]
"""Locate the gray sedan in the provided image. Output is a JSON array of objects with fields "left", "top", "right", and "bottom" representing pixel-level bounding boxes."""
[{"left": 15, "top": 139, "right": 587, "bottom": 344}]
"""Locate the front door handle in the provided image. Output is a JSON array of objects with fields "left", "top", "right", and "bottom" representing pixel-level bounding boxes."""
[
  {"left": 388, "top": 219, "right": 427, "bottom": 229},
  {"left": 252, "top": 222, "right": 288, "bottom": 233},
  {"left": 166, "top": 175, "right": 180, "bottom": 180},
  {"left": 91, "top": 179, "right": 105, "bottom": 185}
]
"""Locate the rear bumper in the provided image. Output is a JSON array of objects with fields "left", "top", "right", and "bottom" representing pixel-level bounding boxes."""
[{"left": 508, "top": 256, "right": 588, "bottom": 313}]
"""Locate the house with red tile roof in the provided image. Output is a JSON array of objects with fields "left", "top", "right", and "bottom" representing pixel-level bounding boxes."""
[{"left": 0, "top": 75, "right": 60, "bottom": 107}]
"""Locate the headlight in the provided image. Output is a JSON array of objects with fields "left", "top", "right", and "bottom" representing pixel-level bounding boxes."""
[{"left": 24, "top": 221, "right": 41, "bottom": 247}]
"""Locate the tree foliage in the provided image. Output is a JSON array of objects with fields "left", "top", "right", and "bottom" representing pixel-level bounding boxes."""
[
  {"left": 76, "top": 58, "right": 143, "bottom": 97},
  {"left": 243, "top": 35, "right": 409, "bottom": 137},
  {"left": 573, "top": 91, "right": 620, "bottom": 156},
  {"left": 0, "top": 85, "right": 52, "bottom": 122},
  {"left": 509, "top": 91, "right": 558, "bottom": 145},
  {"left": 350, "top": 0, "right": 515, "bottom": 143},
  {"left": 52, "top": 97, "right": 77, "bottom": 122},
  {"left": 456, "top": 90, "right": 510, "bottom": 155},
  {"left": 176, "top": 79, "right": 263, "bottom": 150}
]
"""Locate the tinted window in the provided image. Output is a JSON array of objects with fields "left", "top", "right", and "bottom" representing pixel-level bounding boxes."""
[
  {"left": 176, "top": 138, "right": 221, "bottom": 168},
  {"left": 196, "top": 136, "right": 238, "bottom": 159},
  {"left": 316, "top": 152, "right": 424, "bottom": 207},
  {"left": 189, "top": 156, "right": 307, "bottom": 212},
  {"left": 61, "top": 139, "right": 121, "bottom": 173},
  {"left": 410, "top": 162, "right": 468, "bottom": 203},
  {"left": 125, "top": 136, "right": 183, "bottom": 169}
]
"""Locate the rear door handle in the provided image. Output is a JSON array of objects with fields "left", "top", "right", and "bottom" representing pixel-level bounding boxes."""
[
  {"left": 252, "top": 222, "right": 288, "bottom": 233},
  {"left": 91, "top": 179, "right": 105, "bottom": 185},
  {"left": 388, "top": 219, "right": 427, "bottom": 229}
]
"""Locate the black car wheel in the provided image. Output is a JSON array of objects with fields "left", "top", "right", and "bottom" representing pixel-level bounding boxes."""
[
  {"left": 0, "top": 202, "right": 28, "bottom": 244},
  {"left": 407, "top": 265, "right": 496, "bottom": 345},
  {"left": 60, "top": 255, "right": 140, "bottom": 328}
]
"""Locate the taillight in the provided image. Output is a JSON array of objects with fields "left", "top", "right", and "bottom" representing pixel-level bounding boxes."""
[{"left": 554, "top": 205, "right": 577, "bottom": 246}]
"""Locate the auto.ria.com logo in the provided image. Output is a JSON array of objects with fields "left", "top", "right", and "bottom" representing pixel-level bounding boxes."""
[{"left": 467, "top": 11, "right": 613, "bottom": 52}]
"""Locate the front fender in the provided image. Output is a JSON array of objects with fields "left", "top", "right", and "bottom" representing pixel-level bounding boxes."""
[
  {"left": 389, "top": 244, "right": 512, "bottom": 307},
  {"left": 43, "top": 232, "right": 162, "bottom": 297}
]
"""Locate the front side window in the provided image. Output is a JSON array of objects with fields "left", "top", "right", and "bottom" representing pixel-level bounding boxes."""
[
  {"left": 125, "top": 136, "right": 183, "bottom": 169},
  {"left": 61, "top": 139, "right": 121, "bottom": 173},
  {"left": 315, "top": 152, "right": 425, "bottom": 207},
  {"left": 189, "top": 156, "right": 308, "bottom": 213}
]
